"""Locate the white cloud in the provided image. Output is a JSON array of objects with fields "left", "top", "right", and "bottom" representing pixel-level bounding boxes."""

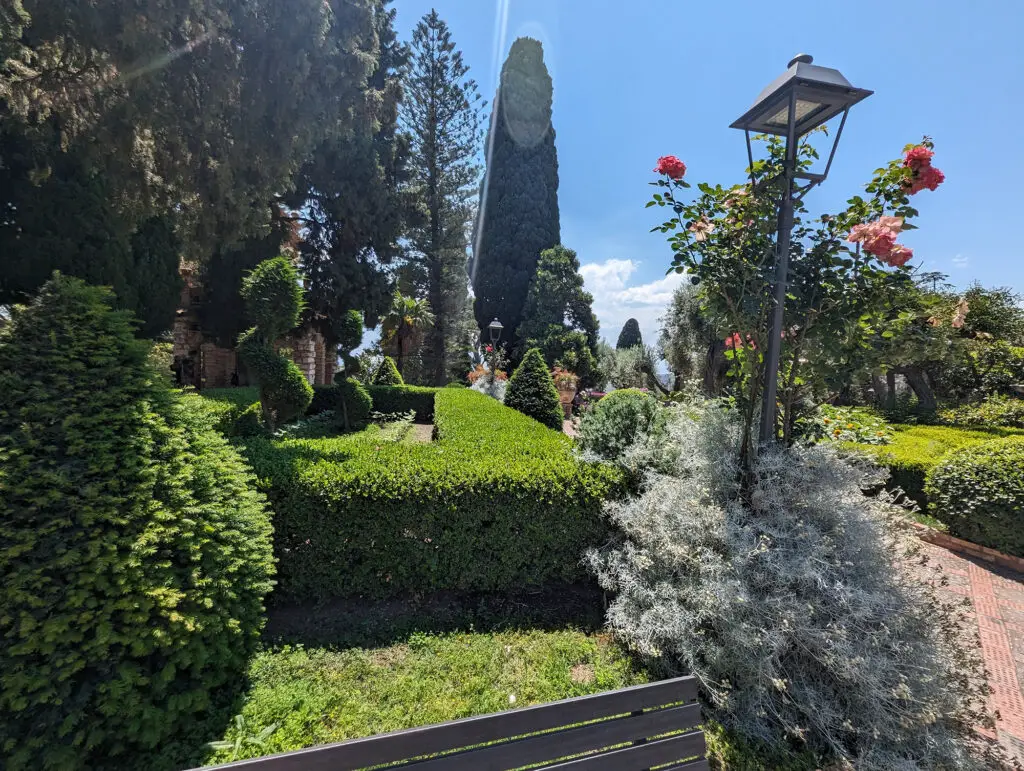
[
  {"left": 580, "top": 258, "right": 685, "bottom": 346},
  {"left": 951, "top": 254, "right": 970, "bottom": 269}
]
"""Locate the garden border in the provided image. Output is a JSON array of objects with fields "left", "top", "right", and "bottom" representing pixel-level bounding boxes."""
[{"left": 911, "top": 522, "right": 1024, "bottom": 573}]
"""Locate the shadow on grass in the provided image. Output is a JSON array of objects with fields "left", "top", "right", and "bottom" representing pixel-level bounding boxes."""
[{"left": 263, "top": 581, "right": 608, "bottom": 649}]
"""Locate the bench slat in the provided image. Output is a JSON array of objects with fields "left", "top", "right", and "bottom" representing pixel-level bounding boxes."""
[
  {"left": 540, "top": 730, "right": 706, "bottom": 770},
  {"left": 208, "top": 676, "right": 698, "bottom": 771},
  {"left": 395, "top": 702, "right": 700, "bottom": 771}
]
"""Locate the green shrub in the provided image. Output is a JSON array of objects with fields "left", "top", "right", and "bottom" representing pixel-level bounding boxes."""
[
  {"left": 233, "top": 401, "right": 268, "bottom": 437},
  {"left": 237, "top": 257, "right": 313, "bottom": 429},
  {"left": 372, "top": 356, "right": 404, "bottom": 385},
  {"left": 926, "top": 438, "right": 1024, "bottom": 557},
  {"left": 505, "top": 347, "right": 563, "bottom": 429},
  {"left": 242, "top": 389, "right": 618, "bottom": 603},
  {"left": 0, "top": 275, "right": 275, "bottom": 770},
  {"left": 197, "top": 386, "right": 260, "bottom": 433},
  {"left": 367, "top": 384, "right": 438, "bottom": 422},
  {"left": 798, "top": 405, "right": 893, "bottom": 445},
  {"left": 844, "top": 424, "right": 1024, "bottom": 508},
  {"left": 939, "top": 394, "right": 1024, "bottom": 429},
  {"left": 578, "top": 388, "right": 665, "bottom": 461},
  {"left": 333, "top": 376, "right": 372, "bottom": 431},
  {"left": 308, "top": 384, "right": 337, "bottom": 416}
]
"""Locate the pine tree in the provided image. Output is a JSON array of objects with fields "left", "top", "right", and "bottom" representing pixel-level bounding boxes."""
[
  {"left": 470, "top": 38, "right": 560, "bottom": 357},
  {"left": 505, "top": 347, "right": 564, "bottom": 430},
  {"left": 616, "top": 318, "right": 643, "bottom": 349},
  {"left": 517, "top": 245, "right": 601, "bottom": 386},
  {"left": 401, "top": 10, "right": 484, "bottom": 385}
]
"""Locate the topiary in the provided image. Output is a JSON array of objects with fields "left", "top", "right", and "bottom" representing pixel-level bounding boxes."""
[
  {"left": 504, "top": 347, "right": 564, "bottom": 429},
  {"left": 372, "top": 356, "right": 404, "bottom": 385},
  {"left": 336, "top": 308, "right": 364, "bottom": 377},
  {"left": 232, "top": 401, "right": 267, "bottom": 437},
  {"left": 0, "top": 273, "right": 275, "bottom": 770},
  {"left": 333, "top": 374, "right": 373, "bottom": 431},
  {"left": 578, "top": 388, "right": 665, "bottom": 461},
  {"left": 925, "top": 437, "right": 1024, "bottom": 557},
  {"left": 615, "top": 317, "right": 643, "bottom": 349},
  {"left": 237, "top": 257, "right": 313, "bottom": 430}
]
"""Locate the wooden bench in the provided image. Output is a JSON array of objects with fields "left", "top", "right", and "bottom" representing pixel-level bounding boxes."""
[{"left": 203, "top": 675, "right": 705, "bottom": 770}]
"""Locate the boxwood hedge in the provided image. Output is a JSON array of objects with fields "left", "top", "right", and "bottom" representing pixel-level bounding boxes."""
[
  {"left": 244, "top": 388, "right": 619, "bottom": 603},
  {"left": 926, "top": 437, "right": 1024, "bottom": 557},
  {"left": 843, "top": 424, "right": 1024, "bottom": 508}
]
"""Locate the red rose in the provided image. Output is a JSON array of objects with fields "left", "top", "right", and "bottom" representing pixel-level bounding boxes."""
[
  {"left": 906, "top": 165, "right": 945, "bottom": 194},
  {"left": 485, "top": 345, "right": 493, "bottom": 353},
  {"left": 654, "top": 155, "right": 687, "bottom": 180}
]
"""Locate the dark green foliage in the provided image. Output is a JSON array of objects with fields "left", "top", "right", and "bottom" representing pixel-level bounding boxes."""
[
  {"left": 233, "top": 402, "right": 268, "bottom": 437},
  {"left": 373, "top": 356, "right": 405, "bottom": 385},
  {"left": 616, "top": 318, "right": 643, "bottom": 349},
  {"left": 196, "top": 387, "right": 261, "bottom": 433},
  {"left": 578, "top": 389, "right": 666, "bottom": 461},
  {"left": 930, "top": 341, "right": 1024, "bottom": 402},
  {"left": 517, "top": 245, "right": 600, "bottom": 386},
  {"left": 309, "top": 385, "right": 338, "bottom": 416},
  {"left": 471, "top": 38, "right": 560, "bottom": 353},
  {"left": 402, "top": 10, "right": 483, "bottom": 385},
  {"left": 336, "top": 309, "right": 365, "bottom": 376},
  {"left": 940, "top": 394, "right": 1024, "bottom": 429},
  {"left": 0, "top": 274, "right": 274, "bottom": 770},
  {"left": 926, "top": 438, "right": 1024, "bottom": 557},
  {"left": 237, "top": 258, "right": 313, "bottom": 430},
  {"left": 505, "top": 347, "right": 564, "bottom": 429},
  {"left": 242, "top": 389, "right": 618, "bottom": 602},
  {"left": 367, "top": 385, "right": 438, "bottom": 422},
  {"left": 334, "top": 377, "right": 373, "bottom": 431},
  {"left": 0, "top": 135, "right": 182, "bottom": 338}
]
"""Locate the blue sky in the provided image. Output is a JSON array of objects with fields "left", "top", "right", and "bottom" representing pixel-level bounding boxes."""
[{"left": 392, "top": 0, "right": 1023, "bottom": 345}]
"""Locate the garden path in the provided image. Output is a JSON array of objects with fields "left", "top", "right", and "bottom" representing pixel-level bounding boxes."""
[{"left": 920, "top": 541, "right": 1024, "bottom": 762}]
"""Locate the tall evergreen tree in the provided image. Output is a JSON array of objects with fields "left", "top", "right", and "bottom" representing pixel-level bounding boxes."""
[
  {"left": 517, "top": 245, "right": 601, "bottom": 386},
  {"left": 289, "top": 0, "right": 413, "bottom": 343},
  {"left": 470, "top": 37, "right": 560, "bottom": 357},
  {"left": 616, "top": 318, "right": 643, "bottom": 349},
  {"left": 401, "top": 10, "right": 484, "bottom": 385}
]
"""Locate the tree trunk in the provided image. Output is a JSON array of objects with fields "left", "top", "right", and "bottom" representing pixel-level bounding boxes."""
[
  {"left": 899, "top": 366, "right": 937, "bottom": 412},
  {"left": 703, "top": 339, "right": 727, "bottom": 395},
  {"left": 870, "top": 374, "right": 886, "bottom": 407},
  {"left": 885, "top": 371, "right": 897, "bottom": 411}
]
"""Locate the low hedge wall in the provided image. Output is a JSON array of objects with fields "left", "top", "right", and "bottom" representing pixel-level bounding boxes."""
[
  {"left": 844, "top": 424, "right": 1024, "bottom": 508},
  {"left": 308, "top": 384, "right": 437, "bottom": 422},
  {"left": 197, "top": 386, "right": 260, "bottom": 432},
  {"left": 244, "top": 389, "right": 620, "bottom": 603}
]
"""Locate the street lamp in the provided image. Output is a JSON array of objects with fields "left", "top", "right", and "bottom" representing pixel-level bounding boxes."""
[
  {"left": 488, "top": 318, "right": 504, "bottom": 345},
  {"left": 730, "top": 54, "right": 871, "bottom": 446}
]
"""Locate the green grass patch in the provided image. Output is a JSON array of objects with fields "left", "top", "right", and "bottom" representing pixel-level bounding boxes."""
[
  {"left": 201, "top": 629, "right": 645, "bottom": 765},
  {"left": 843, "top": 424, "right": 1024, "bottom": 513}
]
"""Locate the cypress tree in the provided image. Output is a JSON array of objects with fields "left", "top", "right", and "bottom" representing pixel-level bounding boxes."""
[
  {"left": 616, "top": 318, "right": 643, "bottom": 349},
  {"left": 471, "top": 38, "right": 560, "bottom": 356}
]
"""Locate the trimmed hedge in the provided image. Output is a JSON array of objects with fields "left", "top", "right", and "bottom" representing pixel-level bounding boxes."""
[
  {"left": 844, "top": 424, "right": 1024, "bottom": 508},
  {"left": 0, "top": 275, "right": 275, "bottom": 769},
  {"left": 199, "top": 386, "right": 260, "bottom": 433},
  {"left": 307, "top": 384, "right": 438, "bottom": 422},
  {"left": 243, "top": 389, "right": 619, "bottom": 603},
  {"left": 372, "top": 356, "right": 404, "bottom": 385},
  {"left": 926, "top": 438, "right": 1024, "bottom": 557},
  {"left": 505, "top": 347, "right": 564, "bottom": 429}
]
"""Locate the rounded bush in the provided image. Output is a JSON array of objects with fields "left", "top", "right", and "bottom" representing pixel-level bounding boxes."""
[
  {"left": 578, "top": 388, "right": 665, "bottom": 461},
  {"left": 0, "top": 274, "right": 275, "bottom": 769},
  {"left": 334, "top": 375, "right": 372, "bottom": 430},
  {"left": 372, "top": 356, "right": 404, "bottom": 385},
  {"left": 925, "top": 437, "right": 1024, "bottom": 557},
  {"left": 504, "top": 348, "right": 563, "bottom": 430}
]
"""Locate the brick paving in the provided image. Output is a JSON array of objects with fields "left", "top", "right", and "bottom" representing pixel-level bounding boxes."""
[{"left": 919, "top": 541, "right": 1024, "bottom": 760}]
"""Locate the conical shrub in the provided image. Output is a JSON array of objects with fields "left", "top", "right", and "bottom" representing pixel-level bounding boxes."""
[
  {"left": 373, "top": 356, "right": 404, "bottom": 385},
  {"left": 505, "top": 347, "right": 564, "bottom": 429},
  {"left": 0, "top": 273, "right": 275, "bottom": 769}
]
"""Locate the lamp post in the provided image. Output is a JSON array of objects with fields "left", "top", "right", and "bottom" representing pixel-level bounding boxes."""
[
  {"left": 730, "top": 54, "right": 871, "bottom": 447},
  {"left": 488, "top": 318, "right": 504, "bottom": 346}
]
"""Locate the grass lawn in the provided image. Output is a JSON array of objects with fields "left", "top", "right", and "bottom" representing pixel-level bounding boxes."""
[{"left": 202, "top": 629, "right": 645, "bottom": 765}]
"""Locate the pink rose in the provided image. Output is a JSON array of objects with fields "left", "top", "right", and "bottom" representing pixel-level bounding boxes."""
[
  {"left": 903, "top": 145, "right": 934, "bottom": 169},
  {"left": 654, "top": 155, "right": 687, "bottom": 180},
  {"left": 907, "top": 165, "right": 945, "bottom": 194},
  {"left": 882, "top": 244, "right": 913, "bottom": 267},
  {"left": 688, "top": 217, "right": 716, "bottom": 242}
]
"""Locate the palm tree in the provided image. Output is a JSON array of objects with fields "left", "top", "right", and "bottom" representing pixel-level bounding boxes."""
[{"left": 380, "top": 291, "right": 435, "bottom": 378}]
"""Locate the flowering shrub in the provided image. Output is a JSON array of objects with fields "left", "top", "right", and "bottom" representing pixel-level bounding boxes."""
[
  {"left": 903, "top": 144, "right": 945, "bottom": 194},
  {"left": 552, "top": 366, "right": 579, "bottom": 391},
  {"left": 468, "top": 362, "right": 507, "bottom": 384},
  {"left": 798, "top": 405, "right": 893, "bottom": 445},
  {"left": 588, "top": 402, "right": 1006, "bottom": 770}
]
